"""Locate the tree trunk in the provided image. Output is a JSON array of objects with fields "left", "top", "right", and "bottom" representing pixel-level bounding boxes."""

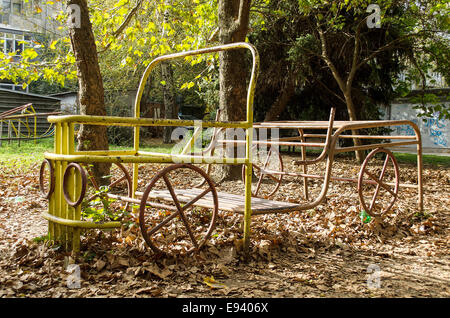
[
  {"left": 264, "top": 81, "right": 295, "bottom": 122},
  {"left": 343, "top": 89, "right": 364, "bottom": 163},
  {"left": 67, "top": 0, "right": 110, "bottom": 184},
  {"left": 161, "top": 62, "right": 176, "bottom": 144},
  {"left": 317, "top": 24, "right": 364, "bottom": 163},
  {"left": 217, "top": 0, "right": 251, "bottom": 181},
  {"left": 160, "top": 2, "right": 177, "bottom": 144}
]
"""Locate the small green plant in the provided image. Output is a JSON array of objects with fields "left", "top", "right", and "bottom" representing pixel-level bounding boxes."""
[
  {"left": 83, "top": 250, "right": 96, "bottom": 262},
  {"left": 81, "top": 186, "right": 130, "bottom": 223},
  {"left": 32, "top": 233, "right": 52, "bottom": 243},
  {"left": 411, "top": 210, "right": 432, "bottom": 222}
]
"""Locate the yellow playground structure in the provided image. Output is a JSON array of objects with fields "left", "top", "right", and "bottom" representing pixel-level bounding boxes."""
[
  {"left": 38, "top": 43, "right": 424, "bottom": 256},
  {"left": 0, "top": 103, "right": 60, "bottom": 146}
]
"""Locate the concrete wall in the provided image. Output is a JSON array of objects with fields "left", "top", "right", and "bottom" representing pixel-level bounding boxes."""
[
  {"left": 59, "top": 94, "right": 78, "bottom": 114},
  {"left": 1, "top": 2, "right": 64, "bottom": 35},
  {"left": 382, "top": 90, "right": 449, "bottom": 153}
]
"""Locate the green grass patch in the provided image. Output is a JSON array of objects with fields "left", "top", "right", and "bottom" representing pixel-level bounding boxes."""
[
  {"left": 0, "top": 137, "right": 53, "bottom": 171},
  {"left": 280, "top": 146, "right": 450, "bottom": 167},
  {"left": 394, "top": 152, "right": 450, "bottom": 167},
  {"left": 0, "top": 137, "right": 53, "bottom": 155},
  {"left": 2, "top": 137, "right": 449, "bottom": 168}
]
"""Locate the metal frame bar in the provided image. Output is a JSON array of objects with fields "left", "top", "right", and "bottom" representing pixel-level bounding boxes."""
[
  {"left": 196, "top": 112, "right": 423, "bottom": 212},
  {"left": 43, "top": 42, "right": 259, "bottom": 252},
  {"left": 42, "top": 41, "right": 424, "bottom": 254}
]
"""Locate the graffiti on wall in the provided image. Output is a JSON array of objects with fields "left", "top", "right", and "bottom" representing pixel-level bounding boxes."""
[
  {"left": 395, "top": 118, "right": 418, "bottom": 136},
  {"left": 391, "top": 103, "right": 449, "bottom": 149},
  {"left": 423, "top": 117, "right": 447, "bottom": 147}
]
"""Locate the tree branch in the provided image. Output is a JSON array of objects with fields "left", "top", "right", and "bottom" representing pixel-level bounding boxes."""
[
  {"left": 237, "top": 0, "right": 251, "bottom": 29},
  {"left": 208, "top": 27, "right": 219, "bottom": 43},
  {"left": 347, "top": 17, "right": 367, "bottom": 89},
  {"left": 408, "top": 49, "right": 428, "bottom": 109},
  {"left": 113, "top": 0, "right": 143, "bottom": 37},
  {"left": 355, "top": 32, "right": 424, "bottom": 71},
  {"left": 230, "top": 0, "right": 251, "bottom": 35},
  {"left": 98, "top": 0, "right": 143, "bottom": 53},
  {"left": 316, "top": 22, "right": 346, "bottom": 94},
  {"left": 315, "top": 78, "right": 346, "bottom": 105}
]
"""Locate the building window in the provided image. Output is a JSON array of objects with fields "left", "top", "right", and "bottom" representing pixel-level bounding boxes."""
[
  {"left": 2, "top": 0, "right": 11, "bottom": 10},
  {"left": 24, "top": 0, "right": 40, "bottom": 17},
  {"left": 0, "top": 0, "right": 11, "bottom": 24},
  {"left": 12, "top": 1, "right": 22, "bottom": 15},
  {"left": 0, "top": 31, "right": 31, "bottom": 55},
  {"left": 1, "top": 1, "right": 24, "bottom": 18}
]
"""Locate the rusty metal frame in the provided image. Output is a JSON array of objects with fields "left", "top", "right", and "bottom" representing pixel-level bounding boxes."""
[
  {"left": 0, "top": 103, "right": 60, "bottom": 146},
  {"left": 39, "top": 158, "right": 55, "bottom": 199},
  {"left": 41, "top": 42, "right": 259, "bottom": 252},
  {"left": 197, "top": 107, "right": 423, "bottom": 212},
  {"left": 41, "top": 41, "right": 424, "bottom": 255}
]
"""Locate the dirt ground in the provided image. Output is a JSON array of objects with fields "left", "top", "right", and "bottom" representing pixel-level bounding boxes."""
[{"left": 0, "top": 154, "right": 448, "bottom": 299}]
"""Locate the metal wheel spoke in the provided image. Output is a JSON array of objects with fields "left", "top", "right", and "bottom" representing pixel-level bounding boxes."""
[
  {"left": 364, "top": 170, "right": 381, "bottom": 183},
  {"left": 254, "top": 149, "right": 272, "bottom": 195},
  {"left": 109, "top": 175, "right": 127, "bottom": 188},
  {"left": 262, "top": 149, "right": 273, "bottom": 170},
  {"left": 254, "top": 173, "right": 264, "bottom": 196},
  {"left": 252, "top": 164, "right": 261, "bottom": 172},
  {"left": 181, "top": 187, "right": 212, "bottom": 212},
  {"left": 253, "top": 164, "right": 280, "bottom": 182},
  {"left": 368, "top": 187, "right": 380, "bottom": 212},
  {"left": 162, "top": 175, "right": 183, "bottom": 210},
  {"left": 379, "top": 181, "right": 396, "bottom": 197},
  {"left": 85, "top": 166, "right": 100, "bottom": 190},
  {"left": 377, "top": 154, "right": 390, "bottom": 182},
  {"left": 265, "top": 171, "right": 282, "bottom": 183},
  {"left": 86, "top": 193, "right": 100, "bottom": 202},
  {"left": 162, "top": 174, "right": 198, "bottom": 249},
  {"left": 365, "top": 170, "right": 396, "bottom": 197},
  {"left": 147, "top": 210, "right": 180, "bottom": 237}
]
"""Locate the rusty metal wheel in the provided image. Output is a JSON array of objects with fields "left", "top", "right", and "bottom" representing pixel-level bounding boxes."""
[
  {"left": 139, "top": 164, "right": 219, "bottom": 256},
  {"left": 63, "top": 162, "right": 87, "bottom": 207},
  {"left": 39, "top": 159, "right": 55, "bottom": 199},
  {"left": 358, "top": 148, "right": 400, "bottom": 217},
  {"left": 83, "top": 162, "right": 132, "bottom": 211},
  {"left": 241, "top": 146, "right": 283, "bottom": 198}
]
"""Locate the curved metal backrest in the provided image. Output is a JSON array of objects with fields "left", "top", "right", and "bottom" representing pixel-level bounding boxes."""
[
  {"left": 294, "top": 107, "right": 336, "bottom": 165},
  {"left": 133, "top": 42, "right": 259, "bottom": 124}
]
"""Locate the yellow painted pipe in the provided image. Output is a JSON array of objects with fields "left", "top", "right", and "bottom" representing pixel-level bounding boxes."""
[
  {"left": 44, "top": 152, "right": 249, "bottom": 165},
  {"left": 42, "top": 212, "right": 121, "bottom": 229},
  {"left": 47, "top": 115, "right": 251, "bottom": 129}
]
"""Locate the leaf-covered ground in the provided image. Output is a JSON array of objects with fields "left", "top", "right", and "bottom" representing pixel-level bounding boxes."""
[{"left": 0, "top": 154, "right": 448, "bottom": 298}]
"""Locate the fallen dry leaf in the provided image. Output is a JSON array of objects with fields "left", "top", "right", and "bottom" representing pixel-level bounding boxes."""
[{"left": 203, "top": 276, "right": 228, "bottom": 289}]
